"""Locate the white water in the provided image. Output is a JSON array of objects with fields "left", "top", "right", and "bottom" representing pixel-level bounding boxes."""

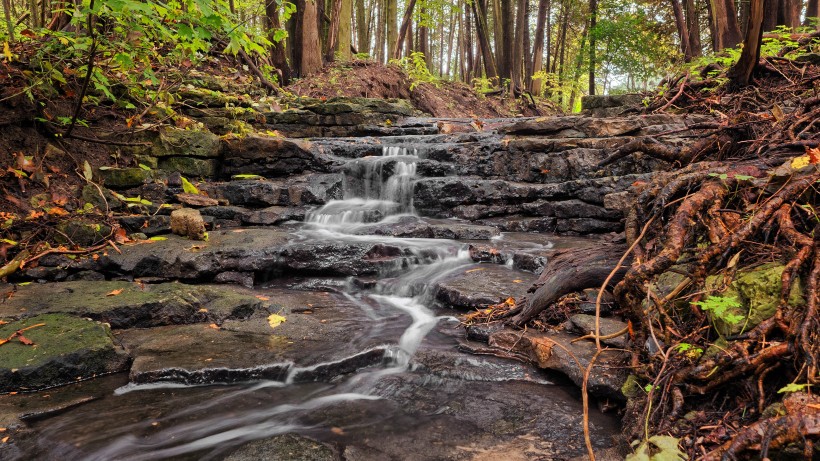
[{"left": 82, "top": 144, "right": 475, "bottom": 460}]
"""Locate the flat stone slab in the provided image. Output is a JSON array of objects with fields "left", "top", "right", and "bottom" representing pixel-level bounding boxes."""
[
  {"left": 0, "top": 314, "right": 129, "bottom": 392},
  {"left": 0, "top": 281, "right": 265, "bottom": 328},
  {"left": 566, "top": 314, "right": 630, "bottom": 348},
  {"left": 467, "top": 232, "right": 599, "bottom": 274},
  {"left": 486, "top": 328, "right": 628, "bottom": 400},
  {"left": 116, "top": 289, "right": 392, "bottom": 385},
  {"left": 434, "top": 264, "right": 537, "bottom": 310},
  {"left": 224, "top": 434, "right": 337, "bottom": 461}
]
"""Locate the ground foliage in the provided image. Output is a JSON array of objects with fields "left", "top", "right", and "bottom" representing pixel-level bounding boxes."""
[{"left": 465, "top": 31, "right": 820, "bottom": 460}]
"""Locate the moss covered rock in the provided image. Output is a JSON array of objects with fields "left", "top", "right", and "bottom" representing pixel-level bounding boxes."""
[
  {"left": 703, "top": 263, "right": 804, "bottom": 336},
  {"left": 0, "top": 314, "right": 129, "bottom": 392},
  {"left": 158, "top": 156, "right": 218, "bottom": 178},
  {"left": 55, "top": 221, "right": 112, "bottom": 246},
  {"left": 95, "top": 167, "right": 152, "bottom": 189},
  {"left": 151, "top": 127, "right": 221, "bottom": 158}
]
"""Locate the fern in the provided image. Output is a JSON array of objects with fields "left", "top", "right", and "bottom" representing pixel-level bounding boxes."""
[{"left": 693, "top": 295, "right": 744, "bottom": 327}]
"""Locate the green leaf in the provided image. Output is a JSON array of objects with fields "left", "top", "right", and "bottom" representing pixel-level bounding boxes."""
[
  {"left": 231, "top": 174, "right": 264, "bottom": 180},
  {"left": 0, "top": 238, "right": 18, "bottom": 246},
  {"left": 626, "top": 436, "right": 685, "bottom": 461},
  {"left": 138, "top": 163, "right": 152, "bottom": 171},
  {"left": 777, "top": 383, "right": 812, "bottom": 394},
  {"left": 149, "top": 236, "right": 167, "bottom": 241},
  {"left": 83, "top": 161, "right": 93, "bottom": 182},
  {"left": 181, "top": 176, "right": 200, "bottom": 195}
]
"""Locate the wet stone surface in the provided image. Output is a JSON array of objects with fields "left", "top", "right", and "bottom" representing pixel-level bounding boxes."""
[{"left": 434, "top": 264, "right": 537, "bottom": 310}]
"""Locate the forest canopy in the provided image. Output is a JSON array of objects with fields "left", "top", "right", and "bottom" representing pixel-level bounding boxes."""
[{"left": 2, "top": 0, "right": 818, "bottom": 112}]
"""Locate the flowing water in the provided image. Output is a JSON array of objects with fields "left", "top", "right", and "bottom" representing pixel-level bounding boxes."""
[{"left": 9, "top": 144, "right": 618, "bottom": 460}]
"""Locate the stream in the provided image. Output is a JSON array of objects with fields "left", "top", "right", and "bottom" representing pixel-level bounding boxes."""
[{"left": 8, "top": 142, "right": 619, "bottom": 460}]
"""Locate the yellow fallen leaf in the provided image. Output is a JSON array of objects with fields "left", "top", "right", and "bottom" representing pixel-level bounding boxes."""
[
  {"left": 331, "top": 427, "right": 344, "bottom": 435},
  {"left": 106, "top": 289, "right": 124, "bottom": 297},
  {"left": 1, "top": 436, "right": 8, "bottom": 443},
  {"left": 256, "top": 295, "right": 270, "bottom": 301},
  {"left": 267, "top": 313, "right": 286, "bottom": 329},
  {"left": 791, "top": 155, "right": 811, "bottom": 170},
  {"left": 198, "top": 308, "right": 208, "bottom": 313},
  {"left": 465, "top": 268, "right": 486, "bottom": 273},
  {"left": 512, "top": 279, "right": 523, "bottom": 283},
  {"left": 3, "top": 42, "right": 12, "bottom": 62},
  {"left": 208, "top": 323, "right": 220, "bottom": 329}
]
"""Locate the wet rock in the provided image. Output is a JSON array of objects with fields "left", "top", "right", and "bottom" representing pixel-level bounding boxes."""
[
  {"left": 82, "top": 184, "right": 122, "bottom": 210},
  {"left": 576, "top": 287, "right": 615, "bottom": 316},
  {"left": 198, "top": 205, "right": 251, "bottom": 220},
  {"left": 65, "top": 270, "right": 106, "bottom": 282},
  {"left": 357, "top": 216, "right": 499, "bottom": 240},
  {"left": 434, "top": 265, "right": 537, "bottom": 310},
  {"left": 465, "top": 323, "right": 505, "bottom": 343},
  {"left": 95, "top": 167, "right": 152, "bottom": 189},
  {"left": 240, "top": 206, "right": 305, "bottom": 225},
  {"left": 174, "top": 193, "right": 219, "bottom": 207},
  {"left": 158, "top": 156, "right": 218, "bottom": 178},
  {"left": 214, "top": 271, "right": 254, "bottom": 288},
  {"left": 151, "top": 127, "right": 221, "bottom": 158},
  {"left": 565, "top": 314, "right": 629, "bottom": 348},
  {"left": 221, "top": 135, "right": 323, "bottom": 177},
  {"left": 97, "top": 229, "right": 290, "bottom": 279},
  {"left": 216, "top": 174, "right": 344, "bottom": 207},
  {"left": 276, "top": 241, "right": 414, "bottom": 276},
  {"left": 0, "top": 281, "right": 264, "bottom": 328},
  {"left": 118, "top": 289, "right": 387, "bottom": 385},
  {"left": 224, "top": 434, "right": 337, "bottom": 461},
  {"left": 488, "top": 329, "right": 628, "bottom": 400},
  {"left": 119, "top": 215, "right": 171, "bottom": 236},
  {"left": 170, "top": 208, "right": 207, "bottom": 240},
  {"left": 56, "top": 221, "right": 112, "bottom": 246},
  {"left": 0, "top": 314, "right": 129, "bottom": 392}
]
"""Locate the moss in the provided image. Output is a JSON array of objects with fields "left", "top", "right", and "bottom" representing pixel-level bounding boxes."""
[
  {"left": 704, "top": 263, "right": 804, "bottom": 336},
  {"left": 158, "top": 156, "right": 218, "bottom": 178},
  {"left": 622, "top": 374, "right": 643, "bottom": 399},
  {"left": 0, "top": 314, "right": 115, "bottom": 370},
  {"left": 95, "top": 167, "right": 152, "bottom": 189},
  {"left": 151, "top": 126, "right": 221, "bottom": 158}
]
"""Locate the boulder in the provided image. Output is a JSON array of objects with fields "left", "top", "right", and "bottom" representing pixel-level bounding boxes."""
[
  {"left": 221, "top": 135, "right": 322, "bottom": 177},
  {"left": 151, "top": 127, "right": 221, "bottom": 158},
  {"left": 0, "top": 281, "right": 265, "bottom": 328},
  {"left": 94, "top": 167, "right": 152, "bottom": 189},
  {"left": 170, "top": 208, "right": 206, "bottom": 240},
  {"left": 0, "top": 314, "right": 129, "bottom": 392},
  {"left": 158, "top": 157, "right": 218, "bottom": 178},
  {"left": 434, "top": 265, "right": 537, "bottom": 310}
]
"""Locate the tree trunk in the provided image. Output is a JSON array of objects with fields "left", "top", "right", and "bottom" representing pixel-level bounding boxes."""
[
  {"left": 355, "top": 0, "right": 367, "bottom": 53},
  {"left": 492, "top": 0, "right": 504, "bottom": 77},
  {"left": 3, "top": 0, "right": 13, "bottom": 41},
  {"left": 393, "top": 0, "right": 415, "bottom": 59},
  {"left": 472, "top": 0, "right": 498, "bottom": 79},
  {"left": 727, "top": 0, "right": 763, "bottom": 88},
  {"left": 709, "top": 0, "right": 742, "bottom": 50},
  {"left": 500, "top": 0, "right": 514, "bottom": 82},
  {"left": 386, "top": 0, "right": 397, "bottom": 59},
  {"left": 530, "top": 0, "right": 549, "bottom": 93},
  {"left": 806, "top": 0, "right": 820, "bottom": 28},
  {"left": 588, "top": 0, "right": 597, "bottom": 96},
  {"left": 375, "top": 0, "right": 385, "bottom": 62},
  {"left": 338, "top": 0, "right": 352, "bottom": 59},
  {"left": 671, "top": 0, "right": 692, "bottom": 58},
  {"left": 266, "top": 0, "right": 292, "bottom": 85},
  {"left": 523, "top": 0, "right": 532, "bottom": 85},
  {"left": 298, "top": 0, "right": 323, "bottom": 76},
  {"left": 419, "top": 5, "right": 429, "bottom": 65},
  {"left": 511, "top": 0, "right": 526, "bottom": 93},
  {"left": 684, "top": 0, "right": 702, "bottom": 57},
  {"left": 325, "top": 0, "right": 342, "bottom": 61}
]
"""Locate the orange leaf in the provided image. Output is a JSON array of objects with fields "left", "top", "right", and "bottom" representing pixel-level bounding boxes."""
[
  {"left": 106, "top": 289, "right": 124, "bottom": 297},
  {"left": 208, "top": 323, "right": 220, "bottom": 329},
  {"left": 17, "top": 335, "right": 33, "bottom": 345},
  {"left": 807, "top": 146, "right": 820, "bottom": 165},
  {"left": 26, "top": 210, "right": 44, "bottom": 220},
  {"left": 1, "top": 436, "right": 8, "bottom": 443},
  {"left": 114, "top": 227, "right": 129, "bottom": 244},
  {"left": 255, "top": 295, "right": 270, "bottom": 301},
  {"left": 47, "top": 207, "right": 69, "bottom": 216}
]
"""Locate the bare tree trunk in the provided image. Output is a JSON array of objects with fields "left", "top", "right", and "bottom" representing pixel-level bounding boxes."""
[
  {"left": 588, "top": 0, "right": 597, "bottom": 95},
  {"left": 393, "top": 0, "right": 416, "bottom": 59},
  {"left": 325, "top": 0, "right": 342, "bottom": 61},
  {"left": 500, "top": 0, "right": 514, "bottom": 81},
  {"left": 530, "top": 0, "right": 549, "bottom": 93},
  {"left": 298, "top": 0, "right": 323, "bottom": 76},
  {"left": 806, "top": 0, "right": 820, "bottom": 28},
  {"left": 266, "top": 0, "right": 292, "bottom": 85},
  {"left": 523, "top": 0, "right": 532, "bottom": 85},
  {"left": 386, "top": 0, "right": 397, "bottom": 59},
  {"left": 671, "top": 0, "right": 692, "bottom": 58},
  {"left": 338, "top": 0, "right": 352, "bottom": 59},
  {"left": 709, "top": 0, "right": 742, "bottom": 50},
  {"left": 355, "top": 0, "right": 367, "bottom": 53},
  {"left": 375, "top": 0, "right": 385, "bottom": 62},
  {"left": 446, "top": 4, "right": 455, "bottom": 76},
  {"left": 727, "top": 0, "right": 763, "bottom": 88},
  {"left": 684, "top": 0, "right": 702, "bottom": 57},
  {"left": 3, "top": 0, "right": 14, "bottom": 41},
  {"left": 472, "top": 0, "right": 499, "bottom": 79},
  {"left": 492, "top": 0, "right": 503, "bottom": 76},
  {"left": 511, "top": 0, "right": 526, "bottom": 93},
  {"left": 418, "top": 5, "right": 429, "bottom": 65}
]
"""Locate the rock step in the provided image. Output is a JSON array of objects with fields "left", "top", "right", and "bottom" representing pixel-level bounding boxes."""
[{"left": 434, "top": 264, "right": 538, "bottom": 310}]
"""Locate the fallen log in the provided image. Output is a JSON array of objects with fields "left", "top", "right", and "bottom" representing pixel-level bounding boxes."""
[{"left": 508, "top": 244, "right": 629, "bottom": 327}]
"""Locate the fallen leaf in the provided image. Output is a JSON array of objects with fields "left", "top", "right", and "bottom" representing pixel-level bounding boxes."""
[
  {"left": 791, "top": 155, "right": 812, "bottom": 170},
  {"left": 106, "top": 289, "right": 124, "bottom": 297},
  {"left": 198, "top": 308, "right": 208, "bottom": 313},
  {"left": 17, "top": 335, "right": 33, "bottom": 345},
  {"left": 47, "top": 207, "right": 69, "bottom": 216},
  {"left": 331, "top": 427, "right": 344, "bottom": 435},
  {"left": 267, "top": 313, "right": 286, "bottom": 329},
  {"left": 807, "top": 146, "right": 820, "bottom": 165},
  {"left": 256, "top": 295, "right": 270, "bottom": 301},
  {"left": 1, "top": 436, "right": 8, "bottom": 443},
  {"left": 114, "top": 227, "right": 129, "bottom": 244},
  {"left": 465, "top": 268, "right": 486, "bottom": 273},
  {"left": 512, "top": 279, "right": 523, "bottom": 283},
  {"left": 208, "top": 323, "right": 219, "bottom": 329}
]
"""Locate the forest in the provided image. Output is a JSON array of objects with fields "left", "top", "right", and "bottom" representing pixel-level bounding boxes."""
[{"left": 1, "top": 0, "right": 820, "bottom": 460}]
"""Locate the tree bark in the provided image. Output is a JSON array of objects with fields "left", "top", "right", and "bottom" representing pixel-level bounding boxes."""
[
  {"left": 671, "top": 0, "right": 692, "bottom": 58},
  {"left": 530, "top": 0, "right": 550, "bottom": 93},
  {"left": 324, "top": 0, "right": 342, "bottom": 61},
  {"left": 3, "top": 0, "right": 14, "bottom": 41},
  {"left": 472, "top": 0, "right": 498, "bottom": 79},
  {"left": 511, "top": 0, "right": 526, "bottom": 93},
  {"left": 684, "top": 0, "right": 702, "bottom": 57},
  {"left": 727, "top": 0, "right": 763, "bottom": 88},
  {"left": 355, "top": 0, "right": 367, "bottom": 53},
  {"left": 588, "top": 0, "right": 597, "bottom": 95},
  {"left": 298, "top": 0, "right": 323, "bottom": 76},
  {"left": 500, "top": 0, "right": 514, "bottom": 81},
  {"left": 806, "top": 0, "right": 820, "bottom": 28},
  {"left": 392, "top": 0, "right": 415, "bottom": 59},
  {"left": 709, "top": 0, "right": 742, "bottom": 50},
  {"left": 338, "top": 0, "right": 352, "bottom": 59},
  {"left": 266, "top": 0, "right": 292, "bottom": 85},
  {"left": 386, "top": 0, "right": 397, "bottom": 60}
]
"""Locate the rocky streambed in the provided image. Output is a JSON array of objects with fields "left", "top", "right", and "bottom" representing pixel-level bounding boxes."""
[{"left": 0, "top": 97, "right": 715, "bottom": 460}]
